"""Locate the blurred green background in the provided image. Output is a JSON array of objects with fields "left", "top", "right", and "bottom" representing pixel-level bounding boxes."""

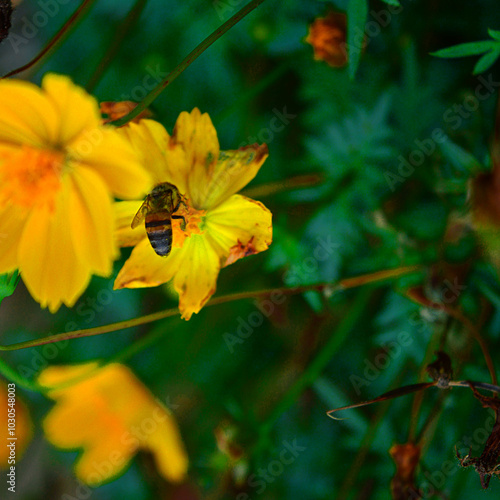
[{"left": 2, "top": 0, "right": 500, "bottom": 498}]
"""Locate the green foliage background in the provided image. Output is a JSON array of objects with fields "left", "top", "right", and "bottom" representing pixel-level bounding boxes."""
[{"left": 2, "top": 0, "right": 500, "bottom": 498}]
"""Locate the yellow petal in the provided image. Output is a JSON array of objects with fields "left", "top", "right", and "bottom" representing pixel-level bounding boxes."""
[
  {"left": 114, "top": 238, "right": 185, "bottom": 289},
  {"left": 115, "top": 200, "right": 145, "bottom": 247},
  {"left": 0, "top": 79, "right": 59, "bottom": 147},
  {"left": 39, "top": 363, "right": 188, "bottom": 486},
  {"left": 205, "top": 194, "right": 272, "bottom": 266},
  {"left": 75, "top": 435, "right": 134, "bottom": 486},
  {"left": 17, "top": 179, "right": 90, "bottom": 312},
  {"left": 172, "top": 109, "right": 220, "bottom": 206},
  {"left": 194, "top": 144, "right": 269, "bottom": 210},
  {"left": 38, "top": 362, "right": 100, "bottom": 389},
  {"left": 0, "top": 204, "right": 27, "bottom": 273},
  {"left": 114, "top": 233, "right": 220, "bottom": 320},
  {"left": 119, "top": 119, "right": 188, "bottom": 192},
  {"left": 70, "top": 128, "right": 152, "bottom": 200},
  {"left": 143, "top": 407, "right": 189, "bottom": 482},
  {"left": 172, "top": 234, "right": 220, "bottom": 320},
  {"left": 43, "top": 73, "right": 101, "bottom": 145},
  {"left": 69, "top": 165, "right": 116, "bottom": 275}
]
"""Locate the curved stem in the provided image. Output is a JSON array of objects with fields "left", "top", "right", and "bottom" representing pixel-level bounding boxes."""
[
  {"left": 240, "top": 173, "right": 324, "bottom": 199},
  {"left": 259, "top": 288, "right": 373, "bottom": 437},
  {"left": 85, "top": 0, "right": 148, "bottom": 92},
  {"left": 0, "top": 265, "right": 421, "bottom": 352},
  {"left": 110, "top": 0, "right": 268, "bottom": 127},
  {"left": 2, "top": 0, "right": 96, "bottom": 79}
]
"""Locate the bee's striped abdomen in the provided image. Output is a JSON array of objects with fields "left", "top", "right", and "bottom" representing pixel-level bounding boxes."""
[{"left": 145, "top": 213, "right": 173, "bottom": 257}]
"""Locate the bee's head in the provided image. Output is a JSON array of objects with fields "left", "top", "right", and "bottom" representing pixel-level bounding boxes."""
[{"left": 151, "top": 182, "right": 176, "bottom": 198}]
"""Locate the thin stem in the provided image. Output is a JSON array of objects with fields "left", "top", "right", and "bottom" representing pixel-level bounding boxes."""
[
  {"left": 337, "top": 370, "right": 407, "bottom": 500},
  {"left": 213, "top": 62, "right": 289, "bottom": 125},
  {"left": 445, "top": 306, "right": 497, "bottom": 385},
  {"left": 258, "top": 287, "right": 373, "bottom": 438},
  {"left": 85, "top": 0, "right": 148, "bottom": 93},
  {"left": 110, "top": 0, "right": 268, "bottom": 127},
  {"left": 240, "top": 173, "right": 324, "bottom": 199},
  {"left": 2, "top": 0, "right": 97, "bottom": 79},
  {"left": 0, "top": 265, "right": 422, "bottom": 352}
]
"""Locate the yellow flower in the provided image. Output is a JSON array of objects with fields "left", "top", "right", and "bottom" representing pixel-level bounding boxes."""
[
  {"left": 0, "top": 382, "right": 33, "bottom": 468},
  {"left": 38, "top": 362, "right": 188, "bottom": 486},
  {"left": 114, "top": 109, "right": 272, "bottom": 320},
  {"left": 0, "top": 74, "right": 151, "bottom": 312}
]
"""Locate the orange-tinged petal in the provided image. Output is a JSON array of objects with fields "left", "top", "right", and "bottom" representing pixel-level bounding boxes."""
[
  {"left": 194, "top": 144, "right": 269, "bottom": 210},
  {"left": 69, "top": 164, "right": 116, "bottom": 275},
  {"left": 43, "top": 73, "right": 101, "bottom": 145},
  {"left": 205, "top": 194, "right": 272, "bottom": 266},
  {"left": 305, "top": 12, "right": 349, "bottom": 67},
  {"left": 115, "top": 200, "right": 146, "bottom": 247},
  {"left": 70, "top": 128, "right": 152, "bottom": 200},
  {"left": 172, "top": 234, "right": 220, "bottom": 320},
  {"left": 172, "top": 109, "right": 220, "bottom": 205},
  {"left": 39, "top": 363, "right": 187, "bottom": 486},
  {"left": 0, "top": 204, "right": 27, "bottom": 273},
  {"left": 17, "top": 179, "right": 90, "bottom": 312},
  {"left": 114, "top": 238, "right": 185, "bottom": 289},
  {"left": 0, "top": 79, "right": 59, "bottom": 147}
]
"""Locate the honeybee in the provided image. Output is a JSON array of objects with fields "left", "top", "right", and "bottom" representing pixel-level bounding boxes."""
[{"left": 132, "top": 182, "right": 187, "bottom": 257}]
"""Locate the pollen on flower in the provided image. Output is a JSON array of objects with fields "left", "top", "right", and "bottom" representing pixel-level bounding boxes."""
[
  {"left": 0, "top": 145, "right": 64, "bottom": 210},
  {"left": 171, "top": 198, "right": 206, "bottom": 248}
]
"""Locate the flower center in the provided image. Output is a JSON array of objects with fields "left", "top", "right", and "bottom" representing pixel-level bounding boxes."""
[
  {"left": 171, "top": 198, "right": 206, "bottom": 248},
  {"left": 0, "top": 146, "right": 65, "bottom": 211}
]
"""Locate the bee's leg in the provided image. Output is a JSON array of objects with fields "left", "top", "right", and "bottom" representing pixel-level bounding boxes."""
[{"left": 172, "top": 214, "right": 186, "bottom": 231}]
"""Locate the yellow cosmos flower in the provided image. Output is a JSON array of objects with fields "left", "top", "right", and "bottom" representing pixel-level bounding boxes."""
[
  {"left": 0, "top": 74, "right": 151, "bottom": 311},
  {"left": 38, "top": 362, "right": 188, "bottom": 486},
  {"left": 0, "top": 382, "right": 33, "bottom": 468},
  {"left": 114, "top": 109, "right": 272, "bottom": 320}
]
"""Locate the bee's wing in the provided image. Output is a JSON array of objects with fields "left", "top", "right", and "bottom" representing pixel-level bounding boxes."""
[{"left": 131, "top": 200, "right": 150, "bottom": 229}]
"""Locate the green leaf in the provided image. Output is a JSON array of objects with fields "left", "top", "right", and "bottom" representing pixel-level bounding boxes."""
[
  {"left": 347, "top": 0, "right": 368, "bottom": 80},
  {"left": 439, "top": 138, "right": 483, "bottom": 175},
  {"left": 431, "top": 40, "right": 498, "bottom": 58},
  {"left": 380, "top": 0, "right": 401, "bottom": 6},
  {"left": 473, "top": 47, "right": 500, "bottom": 74},
  {"left": 488, "top": 28, "right": 500, "bottom": 42},
  {"left": 0, "top": 271, "right": 19, "bottom": 306}
]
